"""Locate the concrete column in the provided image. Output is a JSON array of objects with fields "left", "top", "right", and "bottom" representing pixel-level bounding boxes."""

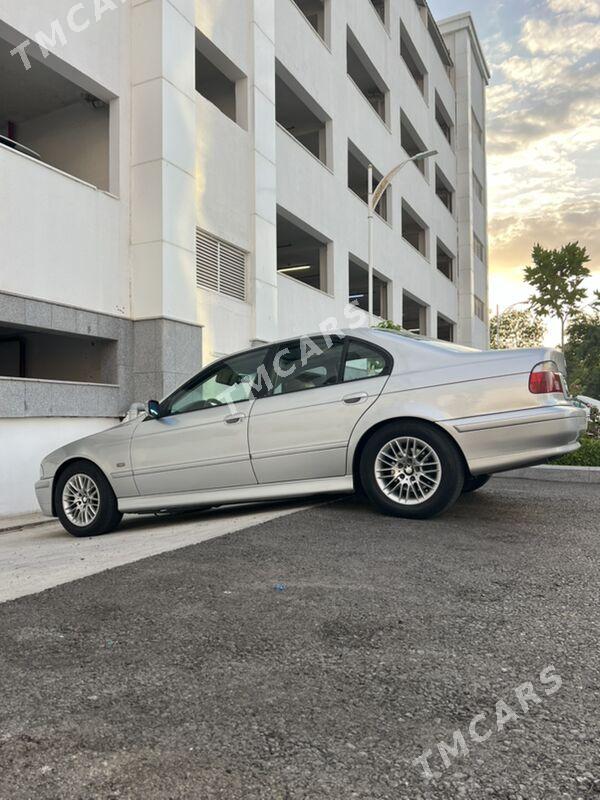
[
  {"left": 130, "top": 0, "right": 202, "bottom": 398},
  {"left": 249, "top": 0, "right": 278, "bottom": 345},
  {"left": 453, "top": 30, "right": 475, "bottom": 347}
]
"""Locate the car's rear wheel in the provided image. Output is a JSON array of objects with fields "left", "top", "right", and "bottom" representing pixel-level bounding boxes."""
[
  {"left": 462, "top": 474, "right": 491, "bottom": 494},
  {"left": 359, "top": 422, "right": 465, "bottom": 519},
  {"left": 55, "top": 461, "right": 123, "bottom": 537}
]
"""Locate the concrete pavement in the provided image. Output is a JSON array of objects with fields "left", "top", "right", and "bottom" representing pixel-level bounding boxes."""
[{"left": 0, "top": 501, "right": 314, "bottom": 603}]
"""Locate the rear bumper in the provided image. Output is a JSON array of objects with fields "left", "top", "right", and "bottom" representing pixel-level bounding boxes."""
[
  {"left": 35, "top": 479, "right": 54, "bottom": 517},
  {"left": 448, "top": 405, "right": 588, "bottom": 476}
]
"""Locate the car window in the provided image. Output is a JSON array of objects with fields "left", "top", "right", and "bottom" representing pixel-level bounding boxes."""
[
  {"left": 271, "top": 336, "right": 345, "bottom": 395},
  {"left": 165, "top": 348, "right": 269, "bottom": 416},
  {"left": 343, "top": 341, "right": 388, "bottom": 382}
]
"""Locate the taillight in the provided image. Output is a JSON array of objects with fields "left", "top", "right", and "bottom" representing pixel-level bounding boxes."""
[{"left": 529, "top": 361, "right": 564, "bottom": 394}]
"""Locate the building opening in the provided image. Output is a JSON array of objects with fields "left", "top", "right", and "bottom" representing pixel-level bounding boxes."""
[
  {"left": 0, "top": 36, "right": 110, "bottom": 190},
  {"left": 403, "top": 294, "right": 427, "bottom": 335},
  {"left": 435, "top": 166, "right": 454, "bottom": 213},
  {"left": 348, "top": 257, "right": 388, "bottom": 319},
  {"left": 400, "top": 112, "right": 428, "bottom": 175},
  {"left": 436, "top": 240, "right": 454, "bottom": 281},
  {"left": 346, "top": 28, "right": 388, "bottom": 123},
  {"left": 435, "top": 92, "right": 453, "bottom": 144},
  {"left": 0, "top": 324, "right": 117, "bottom": 384},
  {"left": 195, "top": 29, "right": 246, "bottom": 127},
  {"left": 293, "top": 0, "right": 326, "bottom": 39},
  {"left": 277, "top": 211, "right": 328, "bottom": 292},
  {"left": 402, "top": 202, "right": 428, "bottom": 257},
  {"left": 276, "top": 65, "right": 329, "bottom": 164},
  {"left": 400, "top": 23, "right": 427, "bottom": 96},
  {"left": 370, "top": 0, "right": 386, "bottom": 24},
  {"left": 348, "top": 141, "right": 389, "bottom": 222},
  {"left": 437, "top": 315, "right": 455, "bottom": 342}
]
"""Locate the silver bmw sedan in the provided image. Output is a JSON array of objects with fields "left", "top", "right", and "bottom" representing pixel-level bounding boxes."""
[{"left": 35, "top": 328, "right": 586, "bottom": 536}]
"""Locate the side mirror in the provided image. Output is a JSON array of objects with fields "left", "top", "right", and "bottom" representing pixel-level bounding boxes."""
[{"left": 147, "top": 399, "right": 161, "bottom": 419}]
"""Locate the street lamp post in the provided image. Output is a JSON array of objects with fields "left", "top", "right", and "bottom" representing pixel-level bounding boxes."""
[{"left": 367, "top": 150, "right": 438, "bottom": 326}]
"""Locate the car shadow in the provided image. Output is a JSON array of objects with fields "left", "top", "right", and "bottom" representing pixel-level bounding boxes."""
[{"left": 116, "top": 493, "right": 348, "bottom": 533}]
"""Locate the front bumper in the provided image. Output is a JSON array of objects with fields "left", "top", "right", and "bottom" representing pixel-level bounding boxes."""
[
  {"left": 35, "top": 479, "right": 54, "bottom": 517},
  {"left": 450, "top": 405, "right": 588, "bottom": 476}
]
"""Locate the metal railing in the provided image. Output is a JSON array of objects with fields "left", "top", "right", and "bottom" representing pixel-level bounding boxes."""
[{"left": 0, "top": 134, "right": 41, "bottom": 160}]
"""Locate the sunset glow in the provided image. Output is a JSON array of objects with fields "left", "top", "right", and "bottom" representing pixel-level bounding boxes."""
[{"left": 430, "top": 0, "right": 600, "bottom": 338}]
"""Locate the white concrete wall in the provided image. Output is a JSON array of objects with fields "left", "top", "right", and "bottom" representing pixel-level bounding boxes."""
[
  {"left": 130, "top": 0, "right": 198, "bottom": 325},
  {"left": 0, "top": 146, "right": 127, "bottom": 316},
  {"left": 195, "top": 96, "right": 252, "bottom": 249},
  {"left": 0, "top": 0, "right": 123, "bottom": 94},
  {"left": 0, "top": 417, "right": 118, "bottom": 516},
  {"left": 438, "top": 14, "right": 490, "bottom": 348},
  {"left": 197, "top": 290, "right": 252, "bottom": 363},
  {"left": 273, "top": 0, "right": 464, "bottom": 340},
  {"left": 0, "top": 0, "right": 131, "bottom": 317}
]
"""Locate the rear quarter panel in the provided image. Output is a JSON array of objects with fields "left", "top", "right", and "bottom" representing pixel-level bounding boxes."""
[{"left": 346, "top": 344, "right": 573, "bottom": 474}]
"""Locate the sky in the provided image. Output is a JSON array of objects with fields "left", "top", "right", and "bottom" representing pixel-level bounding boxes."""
[{"left": 428, "top": 0, "right": 600, "bottom": 341}]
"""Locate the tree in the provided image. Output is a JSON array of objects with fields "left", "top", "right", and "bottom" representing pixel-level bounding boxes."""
[
  {"left": 524, "top": 242, "right": 591, "bottom": 350},
  {"left": 490, "top": 308, "right": 545, "bottom": 350},
  {"left": 563, "top": 311, "right": 600, "bottom": 399}
]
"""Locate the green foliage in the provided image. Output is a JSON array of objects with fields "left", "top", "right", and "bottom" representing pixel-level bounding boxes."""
[
  {"left": 564, "top": 312, "right": 600, "bottom": 399},
  {"left": 490, "top": 309, "right": 545, "bottom": 350},
  {"left": 377, "top": 320, "right": 404, "bottom": 332},
  {"left": 586, "top": 407, "right": 600, "bottom": 440},
  {"left": 552, "top": 436, "right": 600, "bottom": 467},
  {"left": 524, "top": 242, "right": 591, "bottom": 349}
]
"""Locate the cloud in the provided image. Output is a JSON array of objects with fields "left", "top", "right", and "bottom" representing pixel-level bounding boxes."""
[
  {"left": 521, "top": 17, "right": 600, "bottom": 54},
  {"left": 490, "top": 197, "right": 600, "bottom": 268},
  {"left": 486, "top": 53, "right": 600, "bottom": 154},
  {"left": 547, "top": 0, "right": 600, "bottom": 15},
  {"left": 484, "top": 0, "right": 599, "bottom": 293}
]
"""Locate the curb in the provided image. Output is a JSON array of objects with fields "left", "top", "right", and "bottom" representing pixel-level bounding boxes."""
[
  {"left": 495, "top": 465, "right": 600, "bottom": 484},
  {"left": 0, "top": 514, "right": 51, "bottom": 535}
]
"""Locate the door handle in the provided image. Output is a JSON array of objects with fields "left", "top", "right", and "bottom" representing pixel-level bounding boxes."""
[
  {"left": 342, "top": 392, "right": 368, "bottom": 405},
  {"left": 224, "top": 412, "right": 246, "bottom": 424}
]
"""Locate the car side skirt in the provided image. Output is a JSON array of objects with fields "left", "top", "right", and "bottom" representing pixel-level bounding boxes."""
[{"left": 117, "top": 475, "right": 355, "bottom": 514}]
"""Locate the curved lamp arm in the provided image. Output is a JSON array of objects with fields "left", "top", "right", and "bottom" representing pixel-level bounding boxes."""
[{"left": 370, "top": 149, "right": 438, "bottom": 211}]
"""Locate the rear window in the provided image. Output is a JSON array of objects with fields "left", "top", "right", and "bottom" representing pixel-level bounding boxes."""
[{"left": 344, "top": 341, "right": 388, "bottom": 382}]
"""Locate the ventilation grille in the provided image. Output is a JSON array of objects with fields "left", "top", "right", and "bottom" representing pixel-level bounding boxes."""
[{"left": 196, "top": 229, "right": 246, "bottom": 301}]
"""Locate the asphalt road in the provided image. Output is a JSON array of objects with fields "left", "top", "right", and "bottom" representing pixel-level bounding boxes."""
[
  {"left": 0, "top": 501, "right": 312, "bottom": 603},
  {"left": 0, "top": 477, "right": 599, "bottom": 800}
]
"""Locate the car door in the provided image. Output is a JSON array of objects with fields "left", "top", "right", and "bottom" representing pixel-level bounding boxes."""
[
  {"left": 248, "top": 336, "right": 391, "bottom": 484},
  {"left": 130, "top": 347, "right": 270, "bottom": 497}
]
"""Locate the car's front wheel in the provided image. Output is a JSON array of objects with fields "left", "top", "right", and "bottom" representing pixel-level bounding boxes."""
[
  {"left": 359, "top": 422, "right": 465, "bottom": 519},
  {"left": 55, "top": 461, "right": 123, "bottom": 537}
]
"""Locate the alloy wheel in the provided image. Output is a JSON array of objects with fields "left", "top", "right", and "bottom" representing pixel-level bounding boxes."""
[
  {"left": 374, "top": 436, "right": 442, "bottom": 505},
  {"left": 62, "top": 473, "right": 101, "bottom": 527}
]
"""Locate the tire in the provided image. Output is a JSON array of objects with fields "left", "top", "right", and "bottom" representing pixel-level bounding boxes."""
[
  {"left": 359, "top": 422, "right": 465, "bottom": 519},
  {"left": 54, "top": 460, "right": 123, "bottom": 537},
  {"left": 462, "top": 474, "right": 491, "bottom": 494}
]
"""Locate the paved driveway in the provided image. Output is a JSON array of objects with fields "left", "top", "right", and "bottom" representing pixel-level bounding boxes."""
[
  {"left": 0, "top": 478, "right": 599, "bottom": 799},
  {"left": 0, "top": 501, "right": 312, "bottom": 603}
]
